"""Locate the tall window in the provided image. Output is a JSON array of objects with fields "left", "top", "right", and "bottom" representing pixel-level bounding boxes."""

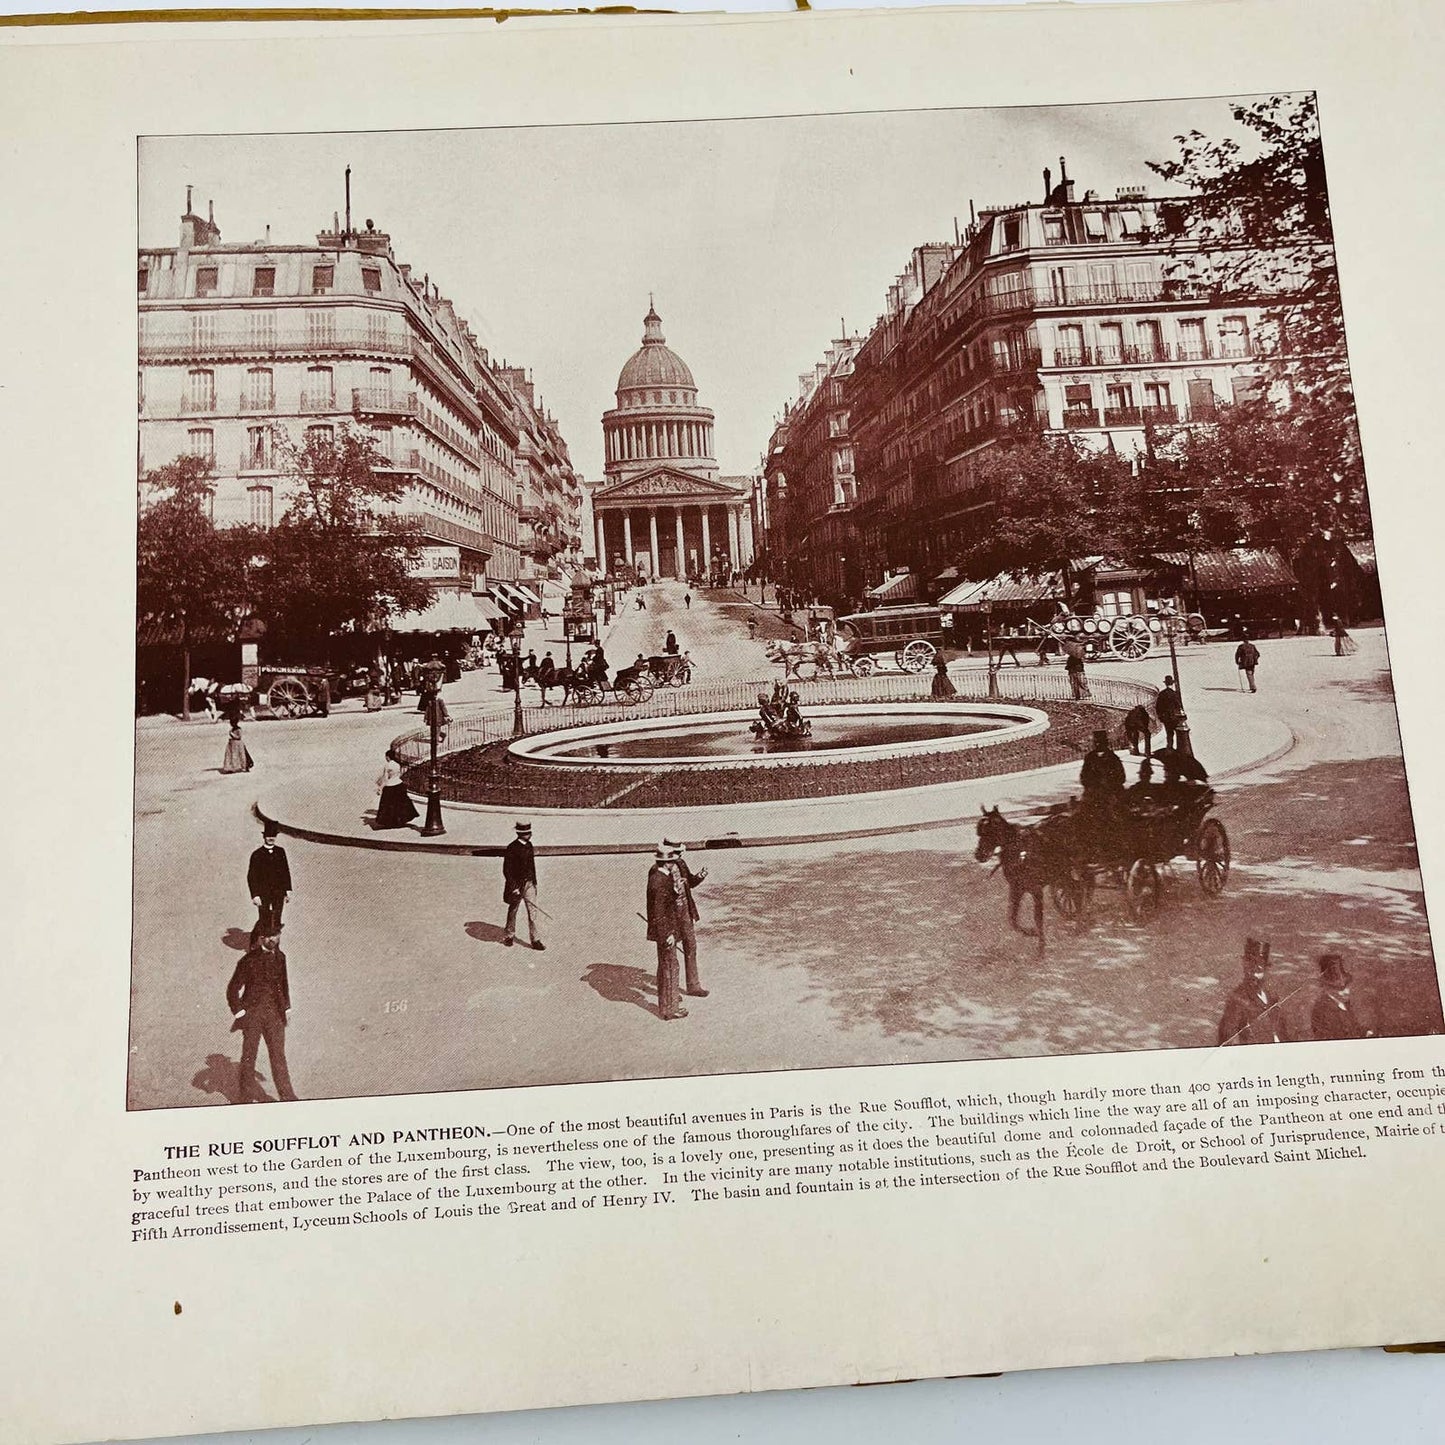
[
  {"left": 252, "top": 266, "right": 276, "bottom": 296},
  {"left": 194, "top": 266, "right": 218, "bottom": 297},
  {"left": 304, "top": 365, "right": 333, "bottom": 408},
  {"left": 249, "top": 485, "right": 274, "bottom": 528},
  {"left": 311, "top": 265, "right": 334, "bottom": 295},
  {"left": 1087, "top": 263, "right": 1115, "bottom": 300},
  {"left": 189, "top": 313, "right": 216, "bottom": 348},
  {"left": 1179, "top": 319, "right": 1208, "bottom": 360},
  {"left": 366, "top": 312, "right": 389, "bottom": 348},
  {"left": 1136, "top": 319, "right": 1163, "bottom": 360},
  {"left": 1063, "top": 384, "right": 1094, "bottom": 420},
  {"left": 1124, "top": 262, "right": 1153, "bottom": 299},
  {"left": 369, "top": 365, "right": 393, "bottom": 404},
  {"left": 1043, "top": 214, "right": 1065, "bottom": 245},
  {"left": 245, "top": 426, "right": 270, "bottom": 469},
  {"left": 307, "top": 310, "right": 335, "bottom": 346},
  {"left": 187, "top": 368, "right": 215, "bottom": 411},
  {"left": 1143, "top": 381, "right": 1173, "bottom": 414},
  {"left": 1105, "top": 383, "right": 1134, "bottom": 413},
  {"left": 187, "top": 427, "right": 214, "bottom": 460},
  {"left": 1187, "top": 378, "right": 1217, "bottom": 418},
  {"left": 249, "top": 312, "right": 276, "bottom": 350},
  {"left": 1002, "top": 215, "right": 1022, "bottom": 251},
  {"left": 1057, "top": 324, "right": 1085, "bottom": 364},
  {"left": 1097, "top": 323, "right": 1124, "bottom": 363},
  {"left": 361, "top": 266, "right": 382, "bottom": 294},
  {"left": 1048, "top": 267, "right": 1076, "bottom": 304},
  {"left": 246, "top": 367, "right": 274, "bottom": 409},
  {"left": 1220, "top": 316, "right": 1251, "bottom": 357}
]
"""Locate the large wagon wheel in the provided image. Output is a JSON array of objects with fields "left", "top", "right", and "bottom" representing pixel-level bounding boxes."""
[
  {"left": 669, "top": 662, "right": 691, "bottom": 688},
  {"left": 266, "top": 675, "right": 309, "bottom": 718},
  {"left": 573, "top": 681, "right": 603, "bottom": 707},
  {"left": 899, "top": 639, "right": 936, "bottom": 673},
  {"left": 617, "top": 678, "right": 653, "bottom": 706},
  {"left": 1125, "top": 859, "right": 1161, "bottom": 921},
  {"left": 1050, "top": 864, "right": 1095, "bottom": 921},
  {"left": 1110, "top": 615, "right": 1153, "bottom": 661},
  {"left": 1196, "top": 817, "right": 1231, "bottom": 895},
  {"left": 850, "top": 653, "right": 877, "bottom": 677}
]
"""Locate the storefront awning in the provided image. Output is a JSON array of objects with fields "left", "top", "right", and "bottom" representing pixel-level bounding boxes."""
[
  {"left": 487, "top": 584, "right": 525, "bottom": 609},
  {"left": 513, "top": 584, "right": 544, "bottom": 606},
  {"left": 1151, "top": 549, "right": 1298, "bottom": 595},
  {"left": 866, "top": 571, "right": 918, "bottom": 603},
  {"left": 539, "top": 577, "right": 570, "bottom": 597},
  {"left": 391, "top": 592, "right": 496, "bottom": 634},
  {"left": 939, "top": 572, "right": 1064, "bottom": 610}
]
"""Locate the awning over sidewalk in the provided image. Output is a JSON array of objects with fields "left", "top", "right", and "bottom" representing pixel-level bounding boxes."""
[
  {"left": 539, "top": 577, "right": 570, "bottom": 598},
  {"left": 512, "top": 583, "right": 544, "bottom": 606},
  {"left": 391, "top": 591, "right": 496, "bottom": 634},
  {"left": 938, "top": 572, "right": 1064, "bottom": 610},
  {"left": 867, "top": 571, "right": 918, "bottom": 603},
  {"left": 1151, "top": 548, "right": 1298, "bottom": 595}
]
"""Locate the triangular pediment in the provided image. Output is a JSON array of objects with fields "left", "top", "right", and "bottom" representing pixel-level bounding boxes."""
[{"left": 594, "top": 467, "right": 744, "bottom": 502}]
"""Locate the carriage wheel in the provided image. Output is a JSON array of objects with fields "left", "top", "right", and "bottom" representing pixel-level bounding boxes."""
[
  {"left": 900, "top": 640, "right": 936, "bottom": 673},
  {"left": 1125, "top": 860, "right": 1161, "bottom": 921},
  {"left": 668, "top": 665, "right": 690, "bottom": 688},
  {"left": 574, "top": 683, "right": 602, "bottom": 707},
  {"left": 633, "top": 678, "right": 655, "bottom": 702},
  {"left": 1110, "top": 616, "right": 1153, "bottom": 661},
  {"left": 1196, "top": 818, "right": 1231, "bottom": 895},
  {"left": 793, "top": 659, "right": 819, "bottom": 682},
  {"left": 851, "top": 654, "right": 877, "bottom": 677},
  {"left": 267, "top": 676, "right": 308, "bottom": 718},
  {"left": 1050, "top": 865, "right": 1094, "bottom": 921}
]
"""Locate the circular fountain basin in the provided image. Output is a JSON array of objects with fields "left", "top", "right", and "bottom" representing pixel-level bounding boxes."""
[{"left": 507, "top": 703, "right": 1048, "bottom": 771}]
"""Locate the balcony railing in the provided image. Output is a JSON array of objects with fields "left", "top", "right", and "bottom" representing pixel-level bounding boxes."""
[
  {"left": 181, "top": 395, "right": 217, "bottom": 414},
  {"left": 238, "top": 451, "right": 277, "bottom": 473},
  {"left": 1048, "top": 339, "right": 1246, "bottom": 368},
  {"left": 1102, "top": 406, "right": 1143, "bottom": 427},
  {"left": 1139, "top": 404, "right": 1179, "bottom": 425},
  {"left": 1061, "top": 406, "right": 1101, "bottom": 429},
  {"left": 139, "top": 328, "right": 411, "bottom": 362},
  {"left": 299, "top": 391, "right": 337, "bottom": 412}
]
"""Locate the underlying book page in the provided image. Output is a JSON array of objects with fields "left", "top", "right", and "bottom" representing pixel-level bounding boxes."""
[{"left": 3, "top": 1, "right": 1445, "bottom": 1442}]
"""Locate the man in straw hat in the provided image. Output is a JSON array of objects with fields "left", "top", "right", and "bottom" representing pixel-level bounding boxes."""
[
  {"left": 1217, "top": 937, "right": 1286, "bottom": 1045},
  {"left": 665, "top": 836, "right": 709, "bottom": 1000},
  {"left": 1311, "top": 954, "right": 1373, "bottom": 1040},
  {"left": 501, "top": 821, "right": 544, "bottom": 950},
  {"left": 646, "top": 842, "right": 690, "bottom": 1021}
]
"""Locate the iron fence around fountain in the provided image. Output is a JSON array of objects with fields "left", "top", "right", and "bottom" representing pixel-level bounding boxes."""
[{"left": 390, "top": 669, "right": 1159, "bottom": 781}]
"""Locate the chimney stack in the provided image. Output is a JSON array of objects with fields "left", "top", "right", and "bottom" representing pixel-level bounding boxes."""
[
  {"left": 1043, "top": 166, "right": 1052, "bottom": 202},
  {"left": 344, "top": 165, "right": 352, "bottom": 238}
]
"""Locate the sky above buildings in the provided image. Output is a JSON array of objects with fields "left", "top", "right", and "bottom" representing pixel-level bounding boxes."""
[{"left": 139, "top": 95, "right": 1277, "bottom": 481}]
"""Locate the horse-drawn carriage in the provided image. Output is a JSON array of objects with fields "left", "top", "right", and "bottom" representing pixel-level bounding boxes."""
[
  {"left": 976, "top": 782, "right": 1230, "bottom": 943},
  {"left": 644, "top": 653, "right": 693, "bottom": 688},
  {"left": 569, "top": 665, "right": 656, "bottom": 707},
  {"left": 1021, "top": 607, "right": 1207, "bottom": 663}
]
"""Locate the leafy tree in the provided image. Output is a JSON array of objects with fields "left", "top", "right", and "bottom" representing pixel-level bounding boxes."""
[
  {"left": 1148, "top": 93, "right": 1369, "bottom": 626},
  {"left": 953, "top": 433, "right": 1140, "bottom": 603},
  {"left": 250, "top": 423, "right": 434, "bottom": 655},
  {"left": 136, "top": 456, "right": 247, "bottom": 717}
]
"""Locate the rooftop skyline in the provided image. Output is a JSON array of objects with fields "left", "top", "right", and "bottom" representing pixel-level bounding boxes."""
[{"left": 139, "top": 96, "right": 1276, "bottom": 480}]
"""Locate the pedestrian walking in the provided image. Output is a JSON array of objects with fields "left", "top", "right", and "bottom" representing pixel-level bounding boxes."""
[
  {"left": 930, "top": 653, "right": 957, "bottom": 700},
  {"left": 501, "top": 821, "right": 544, "bottom": 950},
  {"left": 1311, "top": 954, "right": 1373, "bottom": 1040},
  {"left": 247, "top": 822, "right": 292, "bottom": 935},
  {"left": 523, "top": 650, "right": 539, "bottom": 686},
  {"left": 536, "top": 652, "right": 558, "bottom": 705},
  {"left": 664, "top": 630, "right": 680, "bottom": 656},
  {"left": 1217, "top": 938, "right": 1286, "bottom": 1045},
  {"left": 636, "top": 593, "right": 647, "bottom": 611},
  {"left": 1064, "top": 642, "right": 1088, "bottom": 699},
  {"left": 1155, "top": 676, "right": 1183, "bottom": 750},
  {"left": 189, "top": 677, "right": 220, "bottom": 721},
  {"left": 227, "top": 930, "right": 298, "bottom": 1103},
  {"left": 1330, "top": 615, "right": 1357, "bottom": 656},
  {"left": 645, "top": 843, "right": 689, "bottom": 1021},
  {"left": 220, "top": 720, "right": 253, "bottom": 774},
  {"left": 748, "top": 618, "right": 759, "bottom": 641},
  {"left": 684, "top": 592, "right": 692, "bottom": 610},
  {"left": 1234, "top": 635, "right": 1261, "bottom": 693},
  {"left": 375, "top": 746, "right": 419, "bottom": 829},
  {"left": 667, "top": 838, "right": 709, "bottom": 999}
]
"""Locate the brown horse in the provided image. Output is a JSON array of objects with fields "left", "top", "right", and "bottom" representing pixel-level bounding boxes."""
[{"left": 974, "top": 805, "right": 1076, "bottom": 950}]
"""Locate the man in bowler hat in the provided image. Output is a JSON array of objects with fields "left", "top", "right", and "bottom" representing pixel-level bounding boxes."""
[
  {"left": 247, "top": 821, "right": 292, "bottom": 936},
  {"left": 1218, "top": 938, "right": 1287, "bottom": 1045},
  {"left": 227, "top": 930, "right": 298, "bottom": 1103},
  {"left": 646, "top": 843, "right": 689, "bottom": 1021},
  {"left": 1312, "top": 954, "right": 1373, "bottom": 1039},
  {"left": 501, "top": 821, "right": 544, "bottom": 950}
]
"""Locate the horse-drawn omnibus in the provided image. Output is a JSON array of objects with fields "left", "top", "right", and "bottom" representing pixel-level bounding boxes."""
[{"left": 834, "top": 604, "right": 946, "bottom": 675}]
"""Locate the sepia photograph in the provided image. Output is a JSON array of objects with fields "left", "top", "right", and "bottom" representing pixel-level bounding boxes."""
[{"left": 130, "top": 92, "right": 1443, "bottom": 1111}]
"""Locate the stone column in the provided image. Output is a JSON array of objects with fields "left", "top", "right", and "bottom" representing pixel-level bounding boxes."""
[
  {"left": 595, "top": 512, "right": 607, "bottom": 574},
  {"left": 728, "top": 506, "right": 741, "bottom": 567},
  {"left": 700, "top": 506, "right": 712, "bottom": 567},
  {"left": 674, "top": 508, "right": 685, "bottom": 579},
  {"left": 623, "top": 510, "right": 634, "bottom": 564},
  {"left": 648, "top": 508, "right": 660, "bottom": 576}
]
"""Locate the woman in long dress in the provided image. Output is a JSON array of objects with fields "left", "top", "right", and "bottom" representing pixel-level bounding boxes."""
[
  {"left": 220, "top": 723, "right": 253, "bottom": 773},
  {"left": 931, "top": 653, "right": 958, "bottom": 700},
  {"left": 375, "top": 747, "right": 419, "bottom": 829}
]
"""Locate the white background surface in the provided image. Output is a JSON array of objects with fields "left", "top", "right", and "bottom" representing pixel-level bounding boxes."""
[{"left": 6, "top": 0, "right": 1442, "bottom": 1441}]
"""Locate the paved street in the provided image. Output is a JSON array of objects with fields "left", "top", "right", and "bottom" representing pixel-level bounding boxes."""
[{"left": 129, "top": 589, "right": 1441, "bottom": 1109}]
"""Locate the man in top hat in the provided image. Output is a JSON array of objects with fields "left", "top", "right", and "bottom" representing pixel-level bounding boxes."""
[
  {"left": 1155, "top": 676, "right": 1183, "bottom": 751},
  {"left": 247, "top": 821, "right": 292, "bottom": 936},
  {"left": 501, "top": 821, "right": 544, "bottom": 950},
  {"left": 1078, "top": 728, "right": 1126, "bottom": 851},
  {"left": 1217, "top": 938, "right": 1287, "bottom": 1045},
  {"left": 227, "top": 929, "right": 298, "bottom": 1103},
  {"left": 1312, "top": 954, "right": 1373, "bottom": 1040},
  {"left": 645, "top": 842, "right": 690, "bottom": 1021},
  {"left": 665, "top": 837, "right": 708, "bottom": 1000}
]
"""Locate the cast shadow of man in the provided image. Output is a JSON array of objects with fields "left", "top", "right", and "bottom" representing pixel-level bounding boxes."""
[
  {"left": 581, "top": 962, "right": 660, "bottom": 1018},
  {"left": 192, "top": 1052, "right": 276, "bottom": 1105},
  {"left": 464, "top": 920, "right": 509, "bottom": 946},
  {"left": 222, "top": 927, "right": 252, "bottom": 951}
]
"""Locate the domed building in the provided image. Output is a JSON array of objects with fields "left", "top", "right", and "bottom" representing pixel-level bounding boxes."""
[{"left": 589, "top": 302, "right": 754, "bottom": 581}]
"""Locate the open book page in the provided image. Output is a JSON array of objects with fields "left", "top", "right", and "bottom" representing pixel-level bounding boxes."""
[{"left": 3, "top": 0, "right": 1445, "bottom": 1441}]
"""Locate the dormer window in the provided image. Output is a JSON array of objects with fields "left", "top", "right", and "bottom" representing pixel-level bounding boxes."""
[
  {"left": 252, "top": 266, "right": 276, "bottom": 296},
  {"left": 311, "top": 265, "right": 334, "bottom": 295},
  {"left": 1002, "top": 215, "right": 1023, "bottom": 250},
  {"left": 194, "top": 266, "right": 218, "bottom": 297}
]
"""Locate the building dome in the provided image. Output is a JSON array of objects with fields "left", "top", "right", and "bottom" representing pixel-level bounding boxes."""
[{"left": 617, "top": 303, "right": 696, "bottom": 394}]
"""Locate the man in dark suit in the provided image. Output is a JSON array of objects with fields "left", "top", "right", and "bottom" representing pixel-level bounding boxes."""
[
  {"left": 247, "top": 822, "right": 292, "bottom": 935},
  {"left": 1312, "top": 954, "right": 1373, "bottom": 1040},
  {"left": 502, "top": 820, "right": 544, "bottom": 950},
  {"left": 1155, "top": 676, "right": 1183, "bottom": 750},
  {"left": 666, "top": 837, "right": 709, "bottom": 999},
  {"left": 227, "top": 930, "right": 298, "bottom": 1103},
  {"left": 1217, "top": 938, "right": 1287, "bottom": 1045},
  {"left": 646, "top": 843, "right": 690, "bottom": 1021}
]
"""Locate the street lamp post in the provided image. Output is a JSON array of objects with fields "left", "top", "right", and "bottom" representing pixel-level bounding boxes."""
[
  {"left": 1160, "top": 600, "right": 1194, "bottom": 759},
  {"left": 419, "top": 660, "right": 446, "bottom": 837},
  {"left": 985, "top": 601, "right": 999, "bottom": 700}
]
